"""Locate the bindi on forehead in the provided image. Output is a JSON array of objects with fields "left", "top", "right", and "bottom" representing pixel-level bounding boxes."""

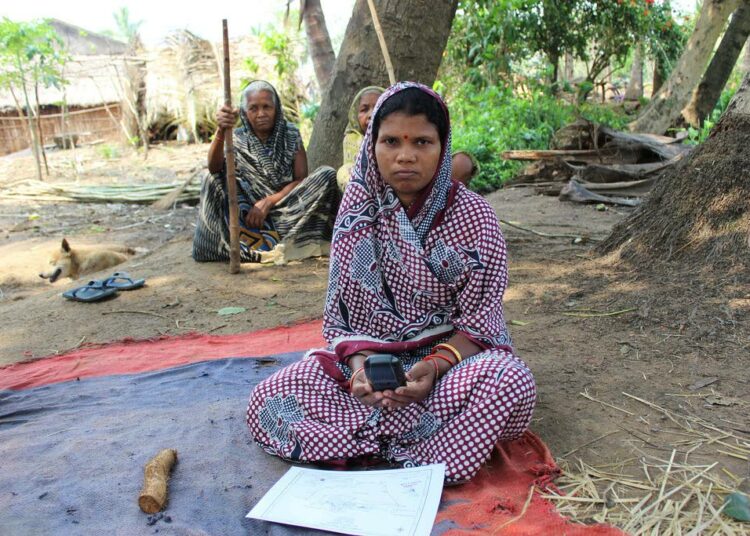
[{"left": 404, "top": 135, "right": 409, "bottom": 140}]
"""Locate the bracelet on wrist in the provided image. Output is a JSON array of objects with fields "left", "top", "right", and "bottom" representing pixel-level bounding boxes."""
[
  {"left": 348, "top": 366, "right": 365, "bottom": 392},
  {"left": 422, "top": 354, "right": 453, "bottom": 381},
  {"left": 433, "top": 343, "right": 463, "bottom": 364}
]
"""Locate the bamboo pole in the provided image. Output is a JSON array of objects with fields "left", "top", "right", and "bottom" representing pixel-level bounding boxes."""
[
  {"left": 366, "top": 0, "right": 396, "bottom": 85},
  {"left": 222, "top": 20, "right": 241, "bottom": 274}
]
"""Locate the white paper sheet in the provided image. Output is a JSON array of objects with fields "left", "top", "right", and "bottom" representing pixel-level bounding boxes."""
[{"left": 246, "top": 464, "right": 446, "bottom": 536}]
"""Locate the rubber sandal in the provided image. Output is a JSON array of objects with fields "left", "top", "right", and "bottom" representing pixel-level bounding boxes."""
[
  {"left": 62, "top": 280, "right": 118, "bottom": 303},
  {"left": 103, "top": 272, "right": 145, "bottom": 290}
]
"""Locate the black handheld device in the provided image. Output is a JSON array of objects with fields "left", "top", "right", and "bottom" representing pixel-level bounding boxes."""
[{"left": 364, "top": 354, "right": 407, "bottom": 391}]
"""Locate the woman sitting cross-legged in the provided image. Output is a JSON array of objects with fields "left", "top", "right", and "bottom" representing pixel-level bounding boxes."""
[
  {"left": 192, "top": 80, "right": 340, "bottom": 264},
  {"left": 246, "top": 82, "right": 536, "bottom": 484}
]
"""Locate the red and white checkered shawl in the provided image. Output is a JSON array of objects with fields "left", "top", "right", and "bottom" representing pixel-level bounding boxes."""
[{"left": 321, "top": 82, "right": 513, "bottom": 362}]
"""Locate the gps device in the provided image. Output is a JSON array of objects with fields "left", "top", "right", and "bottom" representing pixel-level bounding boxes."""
[{"left": 364, "top": 354, "right": 407, "bottom": 391}]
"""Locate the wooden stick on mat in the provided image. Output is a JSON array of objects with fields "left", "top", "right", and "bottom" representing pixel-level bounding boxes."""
[
  {"left": 222, "top": 19, "right": 241, "bottom": 274},
  {"left": 366, "top": 0, "right": 396, "bottom": 85},
  {"left": 138, "top": 448, "right": 178, "bottom": 514}
]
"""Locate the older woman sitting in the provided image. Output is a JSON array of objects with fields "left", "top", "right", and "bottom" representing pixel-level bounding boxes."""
[
  {"left": 246, "top": 82, "right": 536, "bottom": 484},
  {"left": 193, "top": 80, "right": 339, "bottom": 264}
]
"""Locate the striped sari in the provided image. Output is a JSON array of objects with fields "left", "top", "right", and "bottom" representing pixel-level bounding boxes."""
[{"left": 193, "top": 82, "right": 339, "bottom": 263}]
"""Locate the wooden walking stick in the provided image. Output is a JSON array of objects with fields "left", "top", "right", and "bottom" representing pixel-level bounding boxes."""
[
  {"left": 222, "top": 19, "right": 241, "bottom": 273},
  {"left": 366, "top": 0, "right": 396, "bottom": 85}
]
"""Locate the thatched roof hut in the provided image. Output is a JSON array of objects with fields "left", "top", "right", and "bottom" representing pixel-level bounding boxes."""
[
  {"left": 0, "top": 18, "right": 308, "bottom": 155},
  {"left": 145, "top": 31, "right": 279, "bottom": 142},
  {"left": 0, "top": 20, "right": 128, "bottom": 155},
  {"left": 48, "top": 19, "right": 127, "bottom": 56}
]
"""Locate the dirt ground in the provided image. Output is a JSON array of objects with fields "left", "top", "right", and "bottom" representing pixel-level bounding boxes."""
[{"left": 2, "top": 144, "right": 748, "bottom": 518}]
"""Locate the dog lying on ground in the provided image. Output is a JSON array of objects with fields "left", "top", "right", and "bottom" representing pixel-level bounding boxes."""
[{"left": 39, "top": 238, "right": 135, "bottom": 283}]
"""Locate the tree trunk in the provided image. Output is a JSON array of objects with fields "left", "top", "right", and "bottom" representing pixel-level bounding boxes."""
[
  {"left": 744, "top": 36, "right": 750, "bottom": 75},
  {"left": 34, "top": 82, "right": 49, "bottom": 177},
  {"left": 122, "top": 36, "right": 148, "bottom": 154},
  {"left": 624, "top": 45, "right": 644, "bottom": 101},
  {"left": 564, "top": 51, "right": 574, "bottom": 82},
  {"left": 14, "top": 57, "right": 43, "bottom": 182},
  {"left": 682, "top": 3, "right": 750, "bottom": 127},
  {"left": 302, "top": 0, "right": 336, "bottom": 91},
  {"left": 550, "top": 53, "right": 560, "bottom": 94},
  {"left": 600, "top": 69, "right": 750, "bottom": 268},
  {"left": 307, "top": 0, "right": 458, "bottom": 170},
  {"left": 630, "top": 0, "right": 741, "bottom": 134},
  {"left": 652, "top": 56, "right": 665, "bottom": 95}
]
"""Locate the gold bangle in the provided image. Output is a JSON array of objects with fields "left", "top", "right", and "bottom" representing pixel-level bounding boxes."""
[{"left": 434, "top": 343, "right": 463, "bottom": 364}]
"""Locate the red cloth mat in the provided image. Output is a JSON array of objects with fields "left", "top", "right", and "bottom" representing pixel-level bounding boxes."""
[
  {"left": 0, "top": 319, "right": 324, "bottom": 391},
  {"left": 1, "top": 321, "right": 625, "bottom": 535},
  {"left": 437, "top": 432, "right": 625, "bottom": 535}
]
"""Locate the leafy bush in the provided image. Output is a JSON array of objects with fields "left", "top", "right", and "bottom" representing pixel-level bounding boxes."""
[
  {"left": 97, "top": 143, "right": 120, "bottom": 160},
  {"left": 448, "top": 84, "right": 631, "bottom": 193}
]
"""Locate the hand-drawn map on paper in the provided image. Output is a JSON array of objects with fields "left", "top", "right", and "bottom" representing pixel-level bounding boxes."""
[{"left": 247, "top": 463, "right": 445, "bottom": 536}]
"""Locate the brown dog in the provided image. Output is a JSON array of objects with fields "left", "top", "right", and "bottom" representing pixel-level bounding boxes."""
[{"left": 39, "top": 238, "right": 135, "bottom": 283}]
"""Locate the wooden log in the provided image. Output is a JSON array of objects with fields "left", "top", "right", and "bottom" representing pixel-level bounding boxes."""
[
  {"left": 501, "top": 148, "right": 615, "bottom": 161},
  {"left": 571, "top": 154, "right": 685, "bottom": 184},
  {"left": 559, "top": 179, "right": 642, "bottom": 206},
  {"left": 502, "top": 147, "right": 636, "bottom": 165},
  {"left": 138, "top": 449, "right": 178, "bottom": 514},
  {"left": 576, "top": 177, "right": 657, "bottom": 196},
  {"left": 598, "top": 126, "right": 691, "bottom": 160}
]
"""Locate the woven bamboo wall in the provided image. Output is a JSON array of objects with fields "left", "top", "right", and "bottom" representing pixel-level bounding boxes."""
[{"left": 0, "top": 104, "right": 123, "bottom": 156}]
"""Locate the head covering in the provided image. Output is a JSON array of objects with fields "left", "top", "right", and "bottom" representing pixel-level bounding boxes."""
[
  {"left": 351, "top": 82, "right": 453, "bottom": 242},
  {"left": 323, "top": 82, "right": 513, "bottom": 355},
  {"left": 241, "top": 80, "right": 279, "bottom": 111},
  {"left": 235, "top": 80, "right": 301, "bottom": 192},
  {"left": 345, "top": 86, "right": 386, "bottom": 136}
]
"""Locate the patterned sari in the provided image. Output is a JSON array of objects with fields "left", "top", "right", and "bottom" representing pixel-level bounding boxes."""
[
  {"left": 247, "top": 82, "right": 536, "bottom": 483},
  {"left": 193, "top": 81, "right": 339, "bottom": 263}
]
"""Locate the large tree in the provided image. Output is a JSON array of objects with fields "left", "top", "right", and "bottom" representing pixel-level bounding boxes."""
[
  {"left": 307, "top": 0, "right": 458, "bottom": 169},
  {"left": 601, "top": 69, "right": 750, "bottom": 268},
  {"left": 681, "top": 2, "right": 750, "bottom": 127},
  {"left": 630, "top": 0, "right": 741, "bottom": 134},
  {"left": 299, "top": 0, "right": 336, "bottom": 91}
]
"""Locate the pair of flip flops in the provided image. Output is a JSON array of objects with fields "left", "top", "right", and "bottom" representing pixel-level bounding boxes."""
[{"left": 62, "top": 272, "right": 145, "bottom": 303}]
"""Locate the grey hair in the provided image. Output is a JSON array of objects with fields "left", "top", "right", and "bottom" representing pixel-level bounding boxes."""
[{"left": 240, "top": 80, "right": 278, "bottom": 111}]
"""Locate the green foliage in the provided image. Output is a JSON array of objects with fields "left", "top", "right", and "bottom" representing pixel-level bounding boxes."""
[
  {"left": 444, "top": 0, "right": 525, "bottom": 88},
  {"left": 244, "top": 57, "right": 260, "bottom": 75},
  {"left": 112, "top": 7, "right": 142, "bottom": 43},
  {"left": 300, "top": 101, "right": 320, "bottom": 121},
  {"left": 639, "top": 1, "right": 689, "bottom": 82},
  {"left": 0, "top": 18, "right": 69, "bottom": 92},
  {"left": 0, "top": 17, "right": 70, "bottom": 179},
  {"left": 449, "top": 84, "right": 631, "bottom": 193},
  {"left": 516, "top": 0, "right": 587, "bottom": 87},
  {"left": 246, "top": 20, "right": 311, "bottom": 139},
  {"left": 442, "top": 0, "right": 689, "bottom": 98},
  {"left": 97, "top": 143, "right": 120, "bottom": 159},
  {"left": 258, "top": 27, "right": 299, "bottom": 80}
]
